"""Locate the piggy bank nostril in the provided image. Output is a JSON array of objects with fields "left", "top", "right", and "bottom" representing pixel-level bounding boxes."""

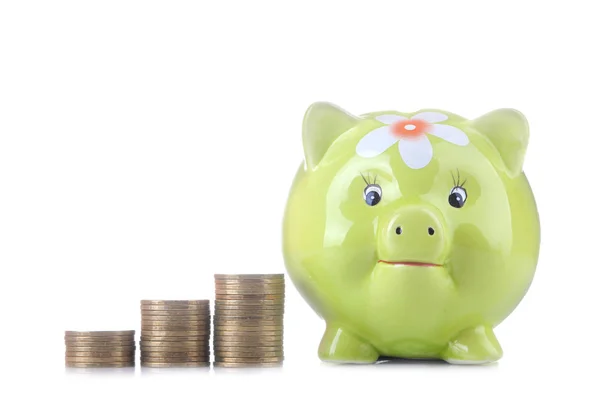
[
  {"left": 395, "top": 227, "right": 402, "bottom": 235},
  {"left": 428, "top": 227, "right": 435, "bottom": 236}
]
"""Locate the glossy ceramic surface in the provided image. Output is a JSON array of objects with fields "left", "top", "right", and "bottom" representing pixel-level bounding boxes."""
[{"left": 282, "top": 102, "right": 540, "bottom": 364}]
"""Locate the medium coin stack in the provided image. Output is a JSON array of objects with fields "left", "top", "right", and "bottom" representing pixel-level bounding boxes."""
[
  {"left": 65, "top": 331, "right": 135, "bottom": 368},
  {"left": 213, "top": 274, "right": 285, "bottom": 367},
  {"left": 140, "top": 300, "right": 211, "bottom": 367}
]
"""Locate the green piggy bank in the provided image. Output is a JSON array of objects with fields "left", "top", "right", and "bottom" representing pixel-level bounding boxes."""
[{"left": 282, "top": 102, "right": 540, "bottom": 364}]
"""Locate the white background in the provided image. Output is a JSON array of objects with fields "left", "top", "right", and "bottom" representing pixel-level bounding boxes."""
[{"left": 1, "top": 0, "right": 599, "bottom": 398}]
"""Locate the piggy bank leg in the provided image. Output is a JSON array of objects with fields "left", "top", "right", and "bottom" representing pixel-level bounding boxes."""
[
  {"left": 318, "top": 324, "right": 379, "bottom": 364},
  {"left": 441, "top": 325, "right": 503, "bottom": 364}
]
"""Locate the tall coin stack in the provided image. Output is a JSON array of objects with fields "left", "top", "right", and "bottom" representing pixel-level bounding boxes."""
[
  {"left": 140, "top": 300, "right": 211, "bottom": 367},
  {"left": 213, "top": 274, "right": 285, "bottom": 367},
  {"left": 65, "top": 330, "right": 136, "bottom": 368}
]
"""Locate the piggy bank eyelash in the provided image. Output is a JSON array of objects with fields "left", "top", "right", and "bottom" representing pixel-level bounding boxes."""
[
  {"left": 360, "top": 172, "right": 378, "bottom": 185},
  {"left": 451, "top": 169, "right": 467, "bottom": 188}
]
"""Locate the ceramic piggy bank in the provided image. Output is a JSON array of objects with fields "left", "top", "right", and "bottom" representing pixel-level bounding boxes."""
[{"left": 282, "top": 102, "right": 540, "bottom": 364}]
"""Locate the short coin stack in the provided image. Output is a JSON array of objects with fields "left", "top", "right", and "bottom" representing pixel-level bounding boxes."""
[
  {"left": 65, "top": 330, "right": 135, "bottom": 368},
  {"left": 140, "top": 300, "right": 211, "bottom": 367},
  {"left": 213, "top": 274, "right": 285, "bottom": 367}
]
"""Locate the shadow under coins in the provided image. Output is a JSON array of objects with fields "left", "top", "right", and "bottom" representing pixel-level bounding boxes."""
[
  {"left": 140, "top": 366, "right": 211, "bottom": 376},
  {"left": 320, "top": 357, "right": 499, "bottom": 369},
  {"left": 64, "top": 366, "right": 136, "bottom": 376},
  {"left": 212, "top": 364, "right": 284, "bottom": 376}
]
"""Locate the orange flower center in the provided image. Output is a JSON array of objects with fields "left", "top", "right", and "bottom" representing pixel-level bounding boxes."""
[{"left": 391, "top": 119, "right": 430, "bottom": 139}]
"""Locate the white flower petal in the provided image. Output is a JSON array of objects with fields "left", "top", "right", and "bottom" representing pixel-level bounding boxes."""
[
  {"left": 428, "top": 124, "right": 469, "bottom": 146},
  {"left": 398, "top": 136, "right": 433, "bottom": 169},
  {"left": 356, "top": 126, "right": 398, "bottom": 158},
  {"left": 412, "top": 111, "right": 448, "bottom": 123},
  {"left": 375, "top": 114, "right": 407, "bottom": 125}
]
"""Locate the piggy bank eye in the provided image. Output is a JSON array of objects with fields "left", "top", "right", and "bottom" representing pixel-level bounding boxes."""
[
  {"left": 364, "top": 184, "right": 382, "bottom": 206},
  {"left": 449, "top": 186, "right": 467, "bottom": 208}
]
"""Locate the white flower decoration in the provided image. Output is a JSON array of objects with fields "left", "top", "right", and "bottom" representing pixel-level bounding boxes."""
[{"left": 355, "top": 112, "right": 469, "bottom": 169}]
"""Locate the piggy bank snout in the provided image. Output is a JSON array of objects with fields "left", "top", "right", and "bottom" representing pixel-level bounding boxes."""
[{"left": 377, "top": 205, "right": 449, "bottom": 264}]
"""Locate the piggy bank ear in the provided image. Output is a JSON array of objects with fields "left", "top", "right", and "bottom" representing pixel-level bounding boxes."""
[
  {"left": 302, "top": 102, "right": 359, "bottom": 170},
  {"left": 470, "top": 109, "right": 529, "bottom": 177}
]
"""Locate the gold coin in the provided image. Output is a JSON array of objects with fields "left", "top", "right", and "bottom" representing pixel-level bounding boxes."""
[
  {"left": 215, "top": 299, "right": 284, "bottom": 305},
  {"left": 215, "top": 278, "right": 285, "bottom": 284},
  {"left": 214, "top": 349, "right": 281, "bottom": 355},
  {"left": 215, "top": 294, "right": 284, "bottom": 300},
  {"left": 215, "top": 356, "right": 283, "bottom": 362},
  {"left": 141, "top": 315, "right": 210, "bottom": 321},
  {"left": 65, "top": 356, "right": 134, "bottom": 362},
  {"left": 214, "top": 314, "right": 283, "bottom": 320},
  {"left": 65, "top": 340, "right": 135, "bottom": 347},
  {"left": 141, "top": 324, "right": 210, "bottom": 331},
  {"left": 141, "top": 351, "right": 209, "bottom": 357},
  {"left": 140, "top": 340, "right": 207, "bottom": 345},
  {"left": 141, "top": 317, "right": 210, "bottom": 324},
  {"left": 142, "top": 324, "right": 212, "bottom": 336},
  {"left": 140, "top": 341, "right": 207, "bottom": 346},
  {"left": 140, "top": 338, "right": 207, "bottom": 344},
  {"left": 214, "top": 306, "right": 283, "bottom": 312},
  {"left": 141, "top": 304, "right": 210, "bottom": 311},
  {"left": 65, "top": 342, "right": 135, "bottom": 348},
  {"left": 213, "top": 319, "right": 283, "bottom": 327},
  {"left": 215, "top": 289, "right": 284, "bottom": 295},
  {"left": 214, "top": 326, "right": 282, "bottom": 332},
  {"left": 215, "top": 310, "right": 283, "bottom": 323},
  {"left": 141, "top": 300, "right": 209, "bottom": 306},
  {"left": 214, "top": 314, "right": 283, "bottom": 321},
  {"left": 214, "top": 320, "right": 282, "bottom": 327},
  {"left": 215, "top": 284, "right": 284, "bottom": 290},
  {"left": 215, "top": 291, "right": 284, "bottom": 296},
  {"left": 213, "top": 338, "right": 283, "bottom": 344},
  {"left": 141, "top": 348, "right": 208, "bottom": 355},
  {"left": 141, "top": 336, "right": 209, "bottom": 342},
  {"left": 141, "top": 338, "right": 208, "bottom": 343},
  {"left": 141, "top": 350, "right": 208, "bottom": 355},
  {"left": 65, "top": 345, "right": 136, "bottom": 352},
  {"left": 215, "top": 314, "right": 283, "bottom": 319},
  {"left": 213, "top": 339, "right": 283, "bottom": 346},
  {"left": 213, "top": 361, "right": 282, "bottom": 368},
  {"left": 65, "top": 331, "right": 135, "bottom": 337},
  {"left": 215, "top": 283, "right": 285, "bottom": 290},
  {"left": 140, "top": 342, "right": 208, "bottom": 349},
  {"left": 214, "top": 331, "right": 283, "bottom": 338},
  {"left": 214, "top": 351, "right": 283, "bottom": 357},
  {"left": 141, "top": 323, "right": 210, "bottom": 329},
  {"left": 140, "top": 330, "right": 208, "bottom": 336},
  {"left": 214, "top": 325, "right": 283, "bottom": 336},
  {"left": 214, "top": 273, "right": 283, "bottom": 279},
  {"left": 141, "top": 336, "right": 208, "bottom": 342},
  {"left": 215, "top": 308, "right": 284, "bottom": 314},
  {"left": 65, "top": 351, "right": 135, "bottom": 357},
  {"left": 214, "top": 344, "right": 282, "bottom": 350},
  {"left": 141, "top": 310, "right": 210, "bottom": 316},
  {"left": 66, "top": 362, "right": 135, "bottom": 368},
  {"left": 141, "top": 361, "right": 209, "bottom": 367},
  {"left": 141, "top": 356, "right": 209, "bottom": 362},
  {"left": 65, "top": 335, "right": 134, "bottom": 340},
  {"left": 140, "top": 348, "right": 208, "bottom": 353},
  {"left": 140, "top": 341, "right": 208, "bottom": 346},
  {"left": 214, "top": 309, "right": 282, "bottom": 314},
  {"left": 213, "top": 337, "right": 283, "bottom": 349}
]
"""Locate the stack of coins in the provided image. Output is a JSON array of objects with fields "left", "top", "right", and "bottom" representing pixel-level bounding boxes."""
[
  {"left": 140, "top": 300, "right": 211, "bottom": 367},
  {"left": 213, "top": 274, "right": 285, "bottom": 367},
  {"left": 64, "top": 331, "right": 135, "bottom": 368}
]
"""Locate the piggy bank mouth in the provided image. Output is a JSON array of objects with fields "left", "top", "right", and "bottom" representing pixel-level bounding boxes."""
[{"left": 378, "top": 260, "right": 443, "bottom": 268}]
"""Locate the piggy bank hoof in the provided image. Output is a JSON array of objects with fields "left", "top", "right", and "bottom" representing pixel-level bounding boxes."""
[
  {"left": 318, "top": 325, "right": 379, "bottom": 364},
  {"left": 442, "top": 325, "right": 503, "bottom": 365}
]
